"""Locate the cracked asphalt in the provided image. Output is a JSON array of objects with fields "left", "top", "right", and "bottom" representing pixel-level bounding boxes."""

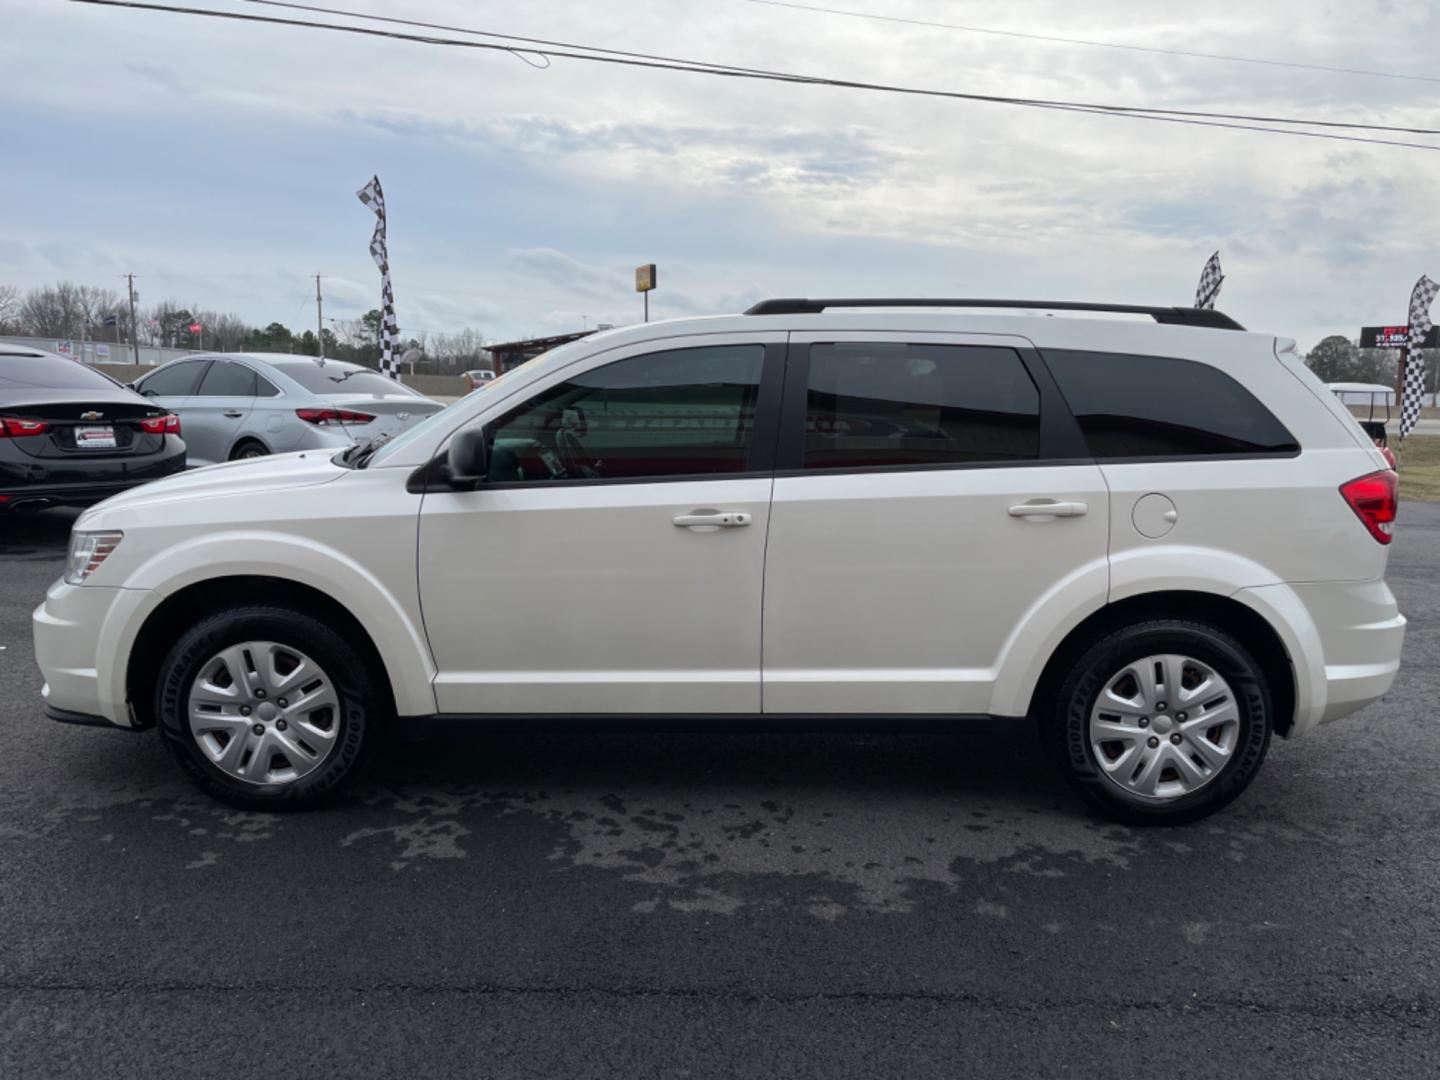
[{"left": 1, "top": 504, "right": 1438, "bottom": 1078}]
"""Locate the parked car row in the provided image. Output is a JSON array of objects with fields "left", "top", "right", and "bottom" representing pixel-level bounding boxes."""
[
  {"left": 132, "top": 352, "right": 443, "bottom": 466},
  {"left": 2, "top": 347, "right": 444, "bottom": 510}
]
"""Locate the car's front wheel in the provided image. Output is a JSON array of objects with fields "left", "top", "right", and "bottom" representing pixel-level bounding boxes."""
[
  {"left": 1043, "top": 619, "right": 1273, "bottom": 825},
  {"left": 155, "top": 605, "right": 382, "bottom": 809}
]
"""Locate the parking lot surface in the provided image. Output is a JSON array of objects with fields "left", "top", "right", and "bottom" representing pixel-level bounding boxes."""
[{"left": 2, "top": 505, "right": 1438, "bottom": 1078}]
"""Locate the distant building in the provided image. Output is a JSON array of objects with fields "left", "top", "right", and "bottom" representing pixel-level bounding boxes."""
[{"left": 488, "top": 330, "right": 595, "bottom": 373}]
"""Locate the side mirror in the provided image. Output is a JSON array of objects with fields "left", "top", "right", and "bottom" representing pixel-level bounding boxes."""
[{"left": 445, "top": 428, "right": 488, "bottom": 488}]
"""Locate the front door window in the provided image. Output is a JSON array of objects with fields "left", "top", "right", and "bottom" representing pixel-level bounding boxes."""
[{"left": 481, "top": 344, "right": 765, "bottom": 483}]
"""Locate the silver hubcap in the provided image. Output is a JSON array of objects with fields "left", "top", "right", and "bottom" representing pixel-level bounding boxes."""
[
  {"left": 1088, "top": 653, "right": 1240, "bottom": 802},
  {"left": 187, "top": 641, "right": 341, "bottom": 786}
]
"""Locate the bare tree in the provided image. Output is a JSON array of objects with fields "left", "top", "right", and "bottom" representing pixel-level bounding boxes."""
[
  {"left": 74, "top": 285, "right": 123, "bottom": 335},
  {"left": 19, "top": 282, "right": 85, "bottom": 338},
  {"left": 193, "top": 309, "right": 252, "bottom": 352},
  {"left": 0, "top": 284, "right": 19, "bottom": 333}
]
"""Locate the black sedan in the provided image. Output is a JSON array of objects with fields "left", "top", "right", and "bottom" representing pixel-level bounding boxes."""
[{"left": 1, "top": 347, "right": 186, "bottom": 511}]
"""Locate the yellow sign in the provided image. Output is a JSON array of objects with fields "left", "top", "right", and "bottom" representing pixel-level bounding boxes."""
[{"left": 635, "top": 263, "right": 657, "bottom": 292}]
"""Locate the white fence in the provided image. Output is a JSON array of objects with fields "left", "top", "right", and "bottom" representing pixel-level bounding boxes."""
[{"left": 0, "top": 334, "right": 202, "bottom": 368}]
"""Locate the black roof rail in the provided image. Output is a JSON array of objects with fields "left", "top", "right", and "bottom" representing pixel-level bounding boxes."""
[{"left": 742, "top": 297, "right": 1245, "bottom": 331}]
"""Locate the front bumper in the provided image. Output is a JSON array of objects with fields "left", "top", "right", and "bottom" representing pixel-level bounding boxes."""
[{"left": 33, "top": 580, "right": 153, "bottom": 729}]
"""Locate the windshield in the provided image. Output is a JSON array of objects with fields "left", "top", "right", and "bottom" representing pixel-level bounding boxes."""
[
  {"left": 365, "top": 343, "right": 585, "bottom": 467},
  {"left": 275, "top": 362, "right": 423, "bottom": 397}
]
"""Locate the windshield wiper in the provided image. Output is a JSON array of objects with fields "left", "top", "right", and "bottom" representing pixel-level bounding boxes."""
[{"left": 351, "top": 431, "right": 396, "bottom": 469}]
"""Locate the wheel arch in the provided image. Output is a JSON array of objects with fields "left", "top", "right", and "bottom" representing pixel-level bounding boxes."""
[
  {"left": 125, "top": 575, "right": 410, "bottom": 730},
  {"left": 1024, "top": 591, "right": 1298, "bottom": 737},
  {"left": 229, "top": 435, "right": 271, "bottom": 459}
]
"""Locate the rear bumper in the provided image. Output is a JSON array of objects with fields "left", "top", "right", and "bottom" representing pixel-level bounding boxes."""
[
  {"left": 1238, "top": 579, "right": 1405, "bottom": 736},
  {"left": 1292, "top": 579, "right": 1407, "bottom": 725},
  {"left": 1, "top": 441, "right": 186, "bottom": 507}
]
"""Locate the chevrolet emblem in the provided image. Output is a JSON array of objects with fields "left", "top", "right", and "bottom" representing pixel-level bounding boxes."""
[{"left": 80, "top": 411, "right": 105, "bottom": 421}]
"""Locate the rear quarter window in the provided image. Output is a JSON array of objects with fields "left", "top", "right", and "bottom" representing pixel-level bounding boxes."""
[
  {"left": 276, "top": 363, "right": 421, "bottom": 397},
  {"left": 1043, "top": 349, "right": 1299, "bottom": 459}
]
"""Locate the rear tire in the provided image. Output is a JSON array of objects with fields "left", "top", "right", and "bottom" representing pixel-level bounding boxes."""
[
  {"left": 1042, "top": 619, "right": 1272, "bottom": 825},
  {"left": 155, "top": 605, "right": 382, "bottom": 810},
  {"left": 231, "top": 439, "right": 269, "bottom": 460}
]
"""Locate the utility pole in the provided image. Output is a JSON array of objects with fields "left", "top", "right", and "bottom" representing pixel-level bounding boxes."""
[
  {"left": 315, "top": 274, "right": 324, "bottom": 361},
  {"left": 126, "top": 274, "right": 139, "bottom": 365}
]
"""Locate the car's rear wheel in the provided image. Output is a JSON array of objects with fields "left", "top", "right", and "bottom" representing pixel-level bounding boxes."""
[
  {"left": 155, "top": 605, "right": 381, "bottom": 809},
  {"left": 1043, "top": 619, "right": 1272, "bottom": 825},
  {"left": 231, "top": 439, "right": 269, "bottom": 460}
]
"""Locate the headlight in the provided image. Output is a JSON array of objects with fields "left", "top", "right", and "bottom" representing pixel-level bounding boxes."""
[{"left": 64, "top": 531, "right": 124, "bottom": 585}]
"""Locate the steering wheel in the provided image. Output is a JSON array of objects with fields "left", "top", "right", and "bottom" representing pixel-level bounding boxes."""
[{"left": 555, "top": 407, "right": 600, "bottom": 477}]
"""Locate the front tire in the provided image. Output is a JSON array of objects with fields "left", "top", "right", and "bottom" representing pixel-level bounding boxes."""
[
  {"left": 1043, "top": 619, "right": 1272, "bottom": 825},
  {"left": 155, "top": 605, "right": 382, "bottom": 809}
]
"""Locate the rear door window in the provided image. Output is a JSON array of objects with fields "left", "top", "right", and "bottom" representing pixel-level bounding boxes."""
[
  {"left": 803, "top": 342, "right": 1041, "bottom": 469},
  {"left": 1043, "top": 350, "right": 1299, "bottom": 458},
  {"left": 195, "top": 360, "right": 258, "bottom": 397}
]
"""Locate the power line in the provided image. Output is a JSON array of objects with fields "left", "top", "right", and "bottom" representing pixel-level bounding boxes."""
[
  {"left": 229, "top": 0, "right": 1440, "bottom": 136},
  {"left": 227, "top": 0, "right": 1440, "bottom": 136},
  {"left": 70, "top": 0, "right": 1440, "bottom": 151},
  {"left": 743, "top": 0, "right": 1440, "bottom": 86}
]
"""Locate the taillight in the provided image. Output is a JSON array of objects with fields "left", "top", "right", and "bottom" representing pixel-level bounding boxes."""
[
  {"left": 139, "top": 414, "right": 181, "bottom": 435},
  {"left": 1340, "top": 469, "right": 1398, "bottom": 545},
  {"left": 0, "top": 417, "right": 49, "bottom": 437},
  {"left": 295, "top": 408, "right": 375, "bottom": 426}
]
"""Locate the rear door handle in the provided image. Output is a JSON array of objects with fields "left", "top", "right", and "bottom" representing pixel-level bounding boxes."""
[
  {"left": 222, "top": 410, "right": 244, "bottom": 418},
  {"left": 1008, "top": 500, "right": 1088, "bottom": 518},
  {"left": 673, "top": 511, "right": 753, "bottom": 528}
]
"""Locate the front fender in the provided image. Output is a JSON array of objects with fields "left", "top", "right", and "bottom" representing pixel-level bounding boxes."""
[{"left": 103, "top": 531, "right": 437, "bottom": 719}]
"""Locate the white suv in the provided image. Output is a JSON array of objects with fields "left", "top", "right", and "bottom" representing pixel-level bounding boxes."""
[{"left": 32, "top": 299, "right": 1406, "bottom": 823}]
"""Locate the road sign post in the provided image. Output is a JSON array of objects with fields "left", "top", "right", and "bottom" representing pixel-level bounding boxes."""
[{"left": 635, "top": 263, "right": 657, "bottom": 323}]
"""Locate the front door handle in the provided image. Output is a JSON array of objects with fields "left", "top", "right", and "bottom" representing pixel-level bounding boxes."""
[
  {"left": 1008, "top": 500, "right": 1088, "bottom": 518},
  {"left": 673, "top": 510, "right": 752, "bottom": 528},
  {"left": 222, "top": 410, "right": 244, "bottom": 418}
]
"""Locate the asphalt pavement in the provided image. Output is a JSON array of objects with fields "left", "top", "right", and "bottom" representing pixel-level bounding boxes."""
[{"left": 1, "top": 505, "right": 1438, "bottom": 1078}]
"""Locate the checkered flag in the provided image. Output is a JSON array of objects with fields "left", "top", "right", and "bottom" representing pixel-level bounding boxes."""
[
  {"left": 1195, "top": 251, "right": 1224, "bottom": 310},
  {"left": 1400, "top": 274, "right": 1438, "bottom": 441},
  {"left": 357, "top": 175, "right": 401, "bottom": 381}
]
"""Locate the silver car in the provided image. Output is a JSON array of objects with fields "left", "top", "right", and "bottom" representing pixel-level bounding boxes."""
[{"left": 133, "top": 353, "right": 444, "bottom": 466}]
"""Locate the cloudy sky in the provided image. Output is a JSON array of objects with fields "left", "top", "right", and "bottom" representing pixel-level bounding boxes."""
[{"left": 5, "top": 0, "right": 1440, "bottom": 348}]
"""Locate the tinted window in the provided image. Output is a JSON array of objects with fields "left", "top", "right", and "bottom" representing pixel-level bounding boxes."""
[
  {"left": 136, "top": 360, "right": 208, "bottom": 398},
  {"left": 255, "top": 374, "right": 280, "bottom": 398},
  {"left": 484, "top": 344, "right": 765, "bottom": 482},
  {"left": 196, "top": 361, "right": 257, "bottom": 397},
  {"left": 277, "top": 362, "right": 420, "bottom": 397},
  {"left": 1044, "top": 350, "right": 1299, "bottom": 458},
  {"left": 0, "top": 351, "right": 125, "bottom": 391},
  {"left": 804, "top": 343, "right": 1040, "bottom": 469}
]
